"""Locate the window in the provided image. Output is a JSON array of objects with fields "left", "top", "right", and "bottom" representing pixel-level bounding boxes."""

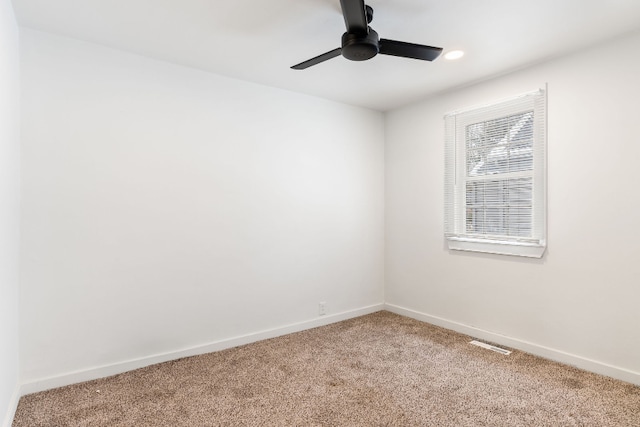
[{"left": 444, "top": 89, "right": 547, "bottom": 257}]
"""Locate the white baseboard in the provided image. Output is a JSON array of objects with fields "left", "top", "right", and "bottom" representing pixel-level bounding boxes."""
[
  {"left": 2, "top": 385, "right": 21, "bottom": 427},
  {"left": 20, "top": 303, "right": 385, "bottom": 396},
  {"left": 385, "top": 303, "right": 640, "bottom": 386},
  {"left": 18, "top": 301, "right": 637, "bottom": 405}
]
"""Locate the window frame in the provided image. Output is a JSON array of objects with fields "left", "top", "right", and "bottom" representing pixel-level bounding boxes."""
[{"left": 444, "top": 89, "right": 547, "bottom": 258}]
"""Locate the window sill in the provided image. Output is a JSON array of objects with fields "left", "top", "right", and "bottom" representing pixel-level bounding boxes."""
[{"left": 446, "top": 237, "right": 546, "bottom": 258}]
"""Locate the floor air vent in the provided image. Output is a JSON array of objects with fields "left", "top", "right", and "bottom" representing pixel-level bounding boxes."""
[{"left": 469, "top": 340, "right": 512, "bottom": 355}]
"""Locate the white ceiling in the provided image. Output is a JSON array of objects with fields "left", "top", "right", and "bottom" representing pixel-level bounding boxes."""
[{"left": 12, "top": 0, "right": 640, "bottom": 111}]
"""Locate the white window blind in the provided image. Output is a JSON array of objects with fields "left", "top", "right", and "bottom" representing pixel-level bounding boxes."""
[{"left": 444, "top": 89, "right": 547, "bottom": 257}]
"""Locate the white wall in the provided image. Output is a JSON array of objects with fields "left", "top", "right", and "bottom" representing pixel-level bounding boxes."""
[
  {"left": 0, "top": 0, "right": 21, "bottom": 425},
  {"left": 385, "top": 31, "right": 640, "bottom": 384},
  {"left": 20, "top": 29, "right": 384, "bottom": 386}
]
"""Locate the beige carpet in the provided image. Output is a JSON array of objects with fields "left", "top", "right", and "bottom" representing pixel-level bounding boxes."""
[{"left": 13, "top": 311, "right": 640, "bottom": 426}]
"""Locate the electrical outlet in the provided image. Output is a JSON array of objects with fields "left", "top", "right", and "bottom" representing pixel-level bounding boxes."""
[{"left": 318, "top": 301, "right": 327, "bottom": 316}]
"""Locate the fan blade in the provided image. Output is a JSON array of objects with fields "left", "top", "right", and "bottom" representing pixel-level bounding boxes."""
[
  {"left": 291, "top": 48, "right": 342, "bottom": 70},
  {"left": 340, "top": 0, "right": 368, "bottom": 34},
  {"left": 379, "top": 39, "right": 443, "bottom": 61}
]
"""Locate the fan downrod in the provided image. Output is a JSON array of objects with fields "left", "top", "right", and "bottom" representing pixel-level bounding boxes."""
[{"left": 341, "top": 5, "right": 377, "bottom": 61}]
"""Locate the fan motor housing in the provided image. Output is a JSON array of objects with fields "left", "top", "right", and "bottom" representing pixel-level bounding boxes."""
[{"left": 341, "top": 28, "right": 379, "bottom": 61}]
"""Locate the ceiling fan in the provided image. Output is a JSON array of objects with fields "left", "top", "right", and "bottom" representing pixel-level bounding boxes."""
[{"left": 291, "top": 0, "right": 443, "bottom": 70}]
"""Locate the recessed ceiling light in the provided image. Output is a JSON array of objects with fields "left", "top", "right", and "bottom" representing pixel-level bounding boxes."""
[{"left": 444, "top": 50, "right": 465, "bottom": 60}]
